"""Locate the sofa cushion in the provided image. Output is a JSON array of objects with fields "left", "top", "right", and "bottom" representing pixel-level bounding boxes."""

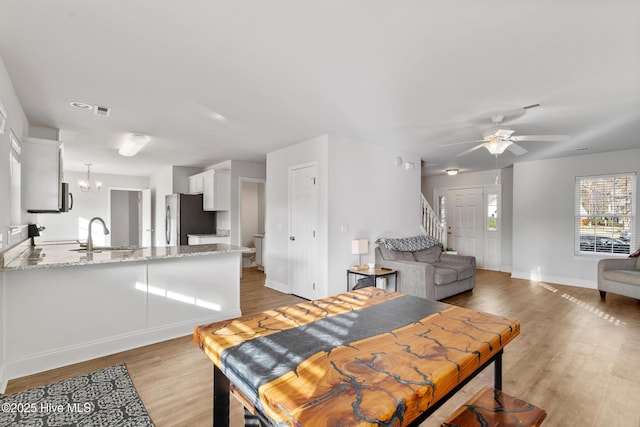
[
  {"left": 432, "top": 262, "right": 475, "bottom": 285},
  {"left": 637, "top": 255, "right": 640, "bottom": 270},
  {"left": 378, "top": 245, "right": 415, "bottom": 261},
  {"left": 413, "top": 245, "right": 441, "bottom": 263},
  {"left": 434, "top": 267, "right": 458, "bottom": 285},
  {"left": 603, "top": 269, "right": 640, "bottom": 286}
]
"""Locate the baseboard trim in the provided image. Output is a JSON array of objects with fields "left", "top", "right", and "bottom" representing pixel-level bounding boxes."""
[
  {"left": 265, "top": 279, "right": 290, "bottom": 294},
  {"left": 1, "top": 309, "right": 241, "bottom": 392},
  {"left": 510, "top": 271, "right": 597, "bottom": 289}
]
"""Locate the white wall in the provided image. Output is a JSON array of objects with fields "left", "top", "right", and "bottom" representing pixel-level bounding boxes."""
[
  {"left": 422, "top": 168, "right": 514, "bottom": 271},
  {"left": 512, "top": 148, "right": 640, "bottom": 288},
  {"left": 265, "top": 134, "right": 421, "bottom": 297},
  {"left": 36, "top": 171, "right": 149, "bottom": 243},
  {"left": 266, "top": 135, "right": 329, "bottom": 293},
  {"left": 327, "top": 136, "right": 421, "bottom": 295},
  {"left": 241, "top": 182, "right": 260, "bottom": 247}
]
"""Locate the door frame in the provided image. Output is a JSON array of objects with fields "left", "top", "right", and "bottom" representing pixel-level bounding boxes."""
[
  {"left": 238, "top": 177, "right": 266, "bottom": 269},
  {"left": 107, "top": 187, "right": 152, "bottom": 247},
  {"left": 434, "top": 184, "right": 502, "bottom": 271},
  {"left": 288, "top": 161, "right": 319, "bottom": 300}
]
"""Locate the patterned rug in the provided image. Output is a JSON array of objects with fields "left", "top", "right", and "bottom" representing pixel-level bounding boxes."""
[{"left": 0, "top": 364, "right": 154, "bottom": 427}]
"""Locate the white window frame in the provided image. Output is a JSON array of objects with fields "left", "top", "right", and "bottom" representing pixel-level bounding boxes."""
[{"left": 575, "top": 173, "right": 636, "bottom": 256}]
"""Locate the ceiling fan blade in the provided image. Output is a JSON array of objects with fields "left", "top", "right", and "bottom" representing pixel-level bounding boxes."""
[
  {"left": 456, "top": 143, "right": 485, "bottom": 157},
  {"left": 511, "top": 135, "right": 569, "bottom": 142},
  {"left": 506, "top": 143, "right": 528, "bottom": 156},
  {"left": 438, "top": 139, "right": 485, "bottom": 147}
]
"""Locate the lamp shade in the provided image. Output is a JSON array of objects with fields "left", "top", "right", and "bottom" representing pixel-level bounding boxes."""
[{"left": 351, "top": 239, "right": 369, "bottom": 255}]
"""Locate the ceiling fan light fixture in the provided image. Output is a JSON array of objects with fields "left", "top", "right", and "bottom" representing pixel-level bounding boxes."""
[
  {"left": 446, "top": 169, "right": 459, "bottom": 176},
  {"left": 484, "top": 139, "right": 513, "bottom": 155}
]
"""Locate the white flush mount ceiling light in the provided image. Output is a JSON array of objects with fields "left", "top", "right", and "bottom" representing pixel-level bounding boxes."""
[
  {"left": 446, "top": 169, "right": 459, "bottom": 176},
  {"left": 211, "top": 111, "right": 227, "bottom": 122},
  {"left": 79, "top": 163, "right": 102, "bottom": 193},
  {"left": 119, "top": 133, "right": 150, "bottom": 157}
]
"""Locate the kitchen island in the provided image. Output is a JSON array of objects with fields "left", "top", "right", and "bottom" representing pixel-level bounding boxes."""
[{"left": 0, "top": 242, "right": 253, "bottom": 391}]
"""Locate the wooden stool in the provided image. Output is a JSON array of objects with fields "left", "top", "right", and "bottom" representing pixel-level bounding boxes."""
[{"left": 442, "top": 386, "right": 547, "bottom": 427}]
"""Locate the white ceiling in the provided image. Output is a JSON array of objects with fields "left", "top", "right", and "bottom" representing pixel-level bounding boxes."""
[{"left": 1, "top": 1, "right": 639, "bottom": 177}]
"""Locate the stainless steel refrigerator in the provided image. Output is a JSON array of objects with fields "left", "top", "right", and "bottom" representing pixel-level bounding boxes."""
[{"left": 165, "top": 193, "right": 216, "bottom": 246}]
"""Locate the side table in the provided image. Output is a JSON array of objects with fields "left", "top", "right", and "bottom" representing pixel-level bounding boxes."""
[{"left": 347, "top": 267, "right": 397, "bottom": 292}]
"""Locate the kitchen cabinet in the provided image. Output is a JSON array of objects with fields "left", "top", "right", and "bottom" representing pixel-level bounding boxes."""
[
  {"left": 203, "top": 169, "right": 230, "bottom": 211},
  {"left": 189, "top": 170, "right": 230, "bottom": 211},
  {"left": 188, "top": 173, "right": 204, "bottom": 194},
  {"left": 21, "top": 138, "right": 71, "bottom": 213}
]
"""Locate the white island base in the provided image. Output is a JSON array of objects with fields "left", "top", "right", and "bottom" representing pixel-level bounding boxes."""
[{"left": 2, "top": 251, "right": 241, "bottom": 390}]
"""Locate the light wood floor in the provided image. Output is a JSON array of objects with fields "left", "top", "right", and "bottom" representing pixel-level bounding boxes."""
[{"left": 5, "top": 267, "right": 640, "bottom": 426}]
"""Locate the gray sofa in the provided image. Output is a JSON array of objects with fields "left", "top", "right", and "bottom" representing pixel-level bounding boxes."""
[
  {"left": 597, "top": 257, "right": 640, "bottom": 300},
  {"left": 375, "top": 244, "right": 476, "bottom": 301}
]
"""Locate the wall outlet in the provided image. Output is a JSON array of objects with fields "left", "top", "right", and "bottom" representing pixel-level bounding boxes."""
[{"left": 340, "top": 224, "right": 348, "bottom": 233}]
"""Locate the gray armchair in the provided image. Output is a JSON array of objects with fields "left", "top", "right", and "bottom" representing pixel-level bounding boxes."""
[
  {"left": 597, "top": 257, "right": 640, "bottom": 300},
  {"left": 375, "top": 244, "right": 476, "bottom": 301}
]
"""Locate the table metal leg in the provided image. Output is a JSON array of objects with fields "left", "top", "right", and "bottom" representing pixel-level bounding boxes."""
[
  {"left": 494, "top": 350, "right": 503, "bottom": 390},
  {"left": 214, "top": 365, "right": 230, "bottom": 426}
]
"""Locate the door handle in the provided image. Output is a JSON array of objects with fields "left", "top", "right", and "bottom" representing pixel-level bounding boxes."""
[{"left": 290, "top": 236, "right": 296, "bottom": 241}]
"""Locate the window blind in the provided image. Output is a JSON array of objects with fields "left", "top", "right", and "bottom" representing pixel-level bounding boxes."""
[{"left": 575, "top": 173, "right": 636, "bottom": 255}]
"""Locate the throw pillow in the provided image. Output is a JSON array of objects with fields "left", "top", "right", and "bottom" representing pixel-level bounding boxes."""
[
  {"left": 378, "top": 245, "right": 416, "bottom": 262},
  {"left": 629, "top": 247, "right": 640, "bottom": 258},
  {"left": 413, "top": 245, "right": 442, "bottom": 263}
]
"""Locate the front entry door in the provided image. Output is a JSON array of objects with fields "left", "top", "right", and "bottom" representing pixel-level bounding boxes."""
[
  {"left": 289, "top": 164, "right": 319, "bottom": 300},
  {"left": 447, "top": 187, "right": 484, "bottom": 267}
]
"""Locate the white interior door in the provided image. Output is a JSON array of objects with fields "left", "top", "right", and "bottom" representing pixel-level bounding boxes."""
[
  {"left": 289, "top": 164, "right": 319, "bottom": 300},
  {"left": 447, "top": 187, "right": 484, "bottom": 267}
]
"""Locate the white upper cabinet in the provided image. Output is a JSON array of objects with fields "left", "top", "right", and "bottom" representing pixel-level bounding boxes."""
[
  {"left": 22, "top": 138, "right": 64, "bottom": 213},
  {"left": 203, "top": 170, "right": 230, "bottom": 211},
  {"left": 188, "top": 173, "right": 204, "bottom": 194},
  {"left": 188, "top": 170, "right": 230, "bottom": 211}
]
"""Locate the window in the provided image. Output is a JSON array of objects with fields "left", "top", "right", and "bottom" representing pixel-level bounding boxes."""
[
  {"left": 487, "top": 193, "right": 498, "bottom": 231},
  {"left": 575, "top": 173, "right": 636, "bottom": 255}
]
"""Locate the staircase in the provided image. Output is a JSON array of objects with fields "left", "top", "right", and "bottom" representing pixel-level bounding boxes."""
[{"left": 420, "top": 193, "right": 447, "bottom": 249}]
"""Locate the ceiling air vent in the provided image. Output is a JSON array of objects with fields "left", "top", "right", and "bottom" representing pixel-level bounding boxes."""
[{"left": 94, "top": 105, "right": 111, "bottom": 117}]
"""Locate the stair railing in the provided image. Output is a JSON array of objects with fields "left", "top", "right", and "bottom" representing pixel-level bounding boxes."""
[{"left": 420, "top": 193, "right": 447, "bottom": 249}]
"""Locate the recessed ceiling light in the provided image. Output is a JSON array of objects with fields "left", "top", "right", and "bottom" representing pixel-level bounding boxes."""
[
  {"left": 446, "top": 169, "right": 459, "bottom": 176},
  {"left": 70, "top": 101, "right": 93, "bottom": 110}
]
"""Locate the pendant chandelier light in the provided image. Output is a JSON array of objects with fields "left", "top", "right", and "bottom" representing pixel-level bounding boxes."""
[{"left": 79, "top": 163, "right": 102, "bottom": 193}]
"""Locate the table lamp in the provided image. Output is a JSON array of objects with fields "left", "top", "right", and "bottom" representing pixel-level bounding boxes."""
[{"left": 351, "top": 239, "right": 369, "bottom": 270}]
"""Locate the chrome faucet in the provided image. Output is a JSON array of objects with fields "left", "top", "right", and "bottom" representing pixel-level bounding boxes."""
[{"left": 87, "top": 217, "right": 110, "bottom": 251}]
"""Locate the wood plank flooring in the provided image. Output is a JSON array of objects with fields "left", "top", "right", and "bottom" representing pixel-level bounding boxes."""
[{"left": 5, "top": 267, "right": 640, "bottom": 426}]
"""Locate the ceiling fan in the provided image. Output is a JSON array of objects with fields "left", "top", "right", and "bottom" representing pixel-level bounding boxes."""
[{"left": 442, "top": 112, "right": 568, "bottom": 158}]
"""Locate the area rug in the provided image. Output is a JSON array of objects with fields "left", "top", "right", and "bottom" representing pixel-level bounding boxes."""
[{"left": 0, "top": 364, "right": 154, "bottom": 427}]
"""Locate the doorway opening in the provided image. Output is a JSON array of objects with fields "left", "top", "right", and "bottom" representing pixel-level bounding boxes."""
[
  {"left": 109, "top": 188, "right": 151, "bottom": 247},
  {"left": 239, "top": 179, "right": 266, "bottom": 269}
]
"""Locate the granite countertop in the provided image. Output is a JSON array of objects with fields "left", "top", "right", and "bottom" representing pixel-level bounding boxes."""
[{"left": 1, "top": 242, "right": 255, "bottom": 271}]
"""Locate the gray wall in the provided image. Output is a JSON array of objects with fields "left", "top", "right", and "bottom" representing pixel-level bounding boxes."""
[{"left": 512, "top": 148, "right": 640, "bottom": 288}]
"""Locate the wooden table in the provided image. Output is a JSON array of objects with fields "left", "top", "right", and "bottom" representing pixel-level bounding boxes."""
[{"left": 194, "top": 288, "right": 520, "bottom": 426}]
